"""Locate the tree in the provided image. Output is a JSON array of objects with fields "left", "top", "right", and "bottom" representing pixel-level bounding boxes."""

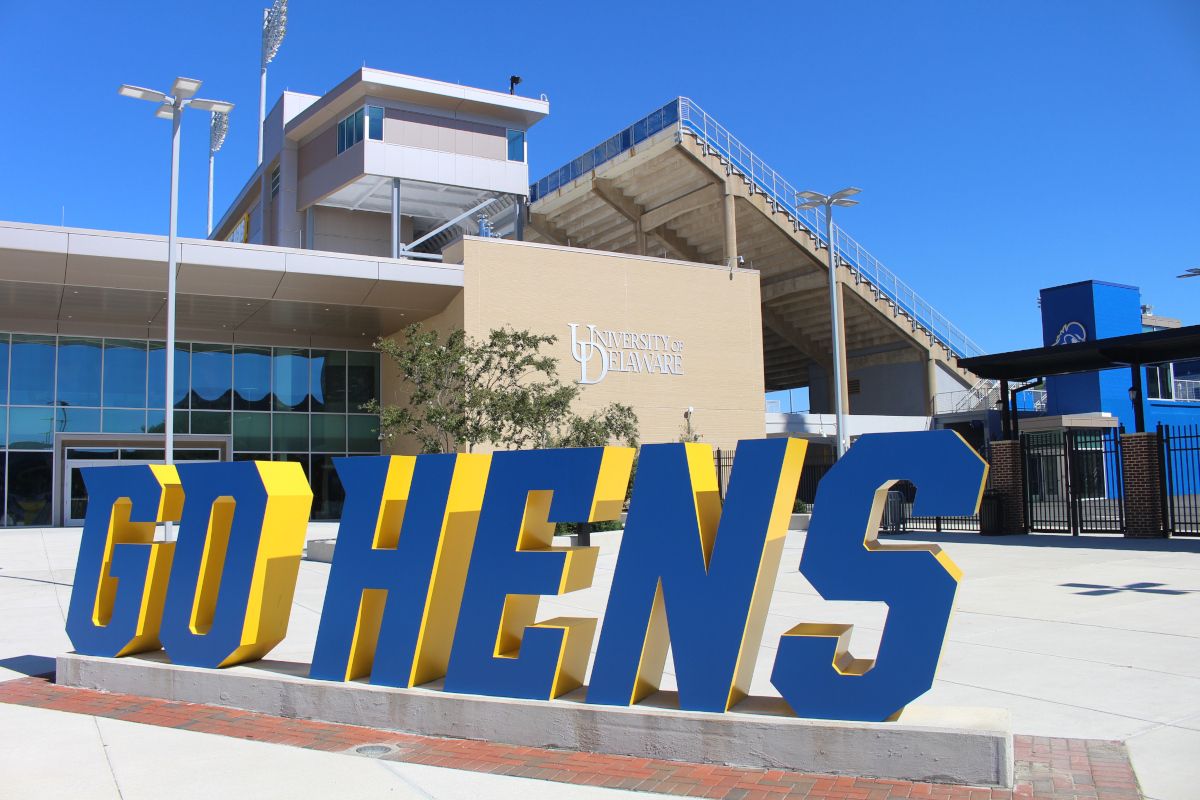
[{"left": 367, "top": 323, "right": 638, "bottom": 454}]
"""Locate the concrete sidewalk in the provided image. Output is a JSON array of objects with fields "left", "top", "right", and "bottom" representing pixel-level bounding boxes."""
[{"left": 2, "top": 525, "right": 1199, "bottom": 799}]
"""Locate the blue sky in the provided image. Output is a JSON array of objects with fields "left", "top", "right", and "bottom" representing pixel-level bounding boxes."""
[{"left": 0, "top": 1, "right": 1196, "bottom": 372}]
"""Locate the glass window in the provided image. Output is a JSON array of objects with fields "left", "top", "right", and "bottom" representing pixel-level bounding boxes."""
[
  {"left": 234, "top": 346, "right": 271, "bottom": 411},
  {"left": 103, "top": 409, "right": 146, "bottom": 434},
  {"left": 270, "top": 165, "right": 281, "bottom": 198},
  {"left": 273, "top": 413, "right": 308, "bottom": 452},
  {"left": 0, "top": 333, "right": 9, "bottom": 405},
  {"left": 191, "top": 344, "right": 233, "bottom": 410},
  {"left": 10, "top": 335, "right": 56, "bottom": 406},
  {"left": 7, "top": 452, "right": 52, "bottom": 526},
  {"left": 337, "top": 108, "right": 367, "bottom": 154},
  {"left": 347, "top": 351, "right": 380, "bottom": 412},
  {"left": 148, "top": 342, "right": 189, "bottom": 409},
  {"left": 348, "top": 415, "right": 380, "bottom": 453},
  {"left": 9, "top": 407, "right": 57, "bottom": 449},
  {"left": 59, "top": 407, "right": 101, "bottom": 433},
  {"left": 191, "top": 411, "right": 231, "bottom": 435},
  {"left": 311, "top": 350, "right": 347, "bottom": 412},
  {"left": 311, "top": 414, "right": 346, "bottom": 452},
  {"left": 368, "top": 106, "right": 383, "bottom": 140},
  {"left": 0, "top": 410, "right": 5, "bottom": 450},
  {"left": 507, "top": 129, "right": 525, "bottom": 162},
  {"left": 272, "top": 348, "right": 309, "bottom": 411},
  {"left": 57, "top": 337, "right": 102, "bottom": 408},
  {"left": 103, "top": 339, "right": 147, "bottom": 409},
  {"left": 233, "top": 412, "right": 271, "bottom": 451},
  {"left": 311, "top": 454, "right": 346, "bottom": 521},
  {"left": 145, "top": 409, "right": 188, "bottom": 435}
]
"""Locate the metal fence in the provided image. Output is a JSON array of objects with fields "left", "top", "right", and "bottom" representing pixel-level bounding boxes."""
[
  {"left": 882, "top": 480, "right": 989, "bottom": 533},
  {"left": 1022, "top": 428, "right": 1125, "bottom": 534},
  {"left": 1161, "top": 423, "right": 1200, "bottom": 535},
  {"left": 713, "top": 447, "right": 833, "bottom": 506}
]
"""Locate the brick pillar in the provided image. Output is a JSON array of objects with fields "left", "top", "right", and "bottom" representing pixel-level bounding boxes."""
[
  {"left": 1120, "top": 432, "right": 1165, "bottom": 538},
  {"left": 985, "top": 439, "right": 1025, "bottom": 534}
]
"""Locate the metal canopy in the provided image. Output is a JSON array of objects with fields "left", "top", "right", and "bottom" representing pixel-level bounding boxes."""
[{"left": 958, "top": 325, "right": 1200, "bottom": 381}]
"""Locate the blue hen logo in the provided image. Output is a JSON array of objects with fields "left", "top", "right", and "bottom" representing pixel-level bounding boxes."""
[{"left": 1053, "top": 321, "right": 1087, "bottom": 346}]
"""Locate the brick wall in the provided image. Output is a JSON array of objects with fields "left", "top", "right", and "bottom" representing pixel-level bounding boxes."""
[
  {"left": 986, "top": 439, "right": 1025, "bottom": 534},
  {"left": 1120, "top": 431, "right": 1165, "bottom": 538}
]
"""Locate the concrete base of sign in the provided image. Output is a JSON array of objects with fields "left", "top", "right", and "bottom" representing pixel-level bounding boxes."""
[{"left": 57, "top": 653, "right": 1013, "bottom": 787}]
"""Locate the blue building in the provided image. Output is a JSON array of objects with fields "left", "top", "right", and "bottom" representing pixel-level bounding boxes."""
[{"left": 1040, "top": 280, "right": 1200, "bottom": 431}]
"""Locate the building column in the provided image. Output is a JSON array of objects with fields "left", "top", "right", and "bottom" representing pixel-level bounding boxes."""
[
  {"left": 634, "top": 218, "right": 647, "bottom": 256},
  {"left": 390, "top": 178, "right": 401, "bottom": 259},
  {"left": 985, "top": 439, "right": 1026, "bottom": 534},
  {"left": 723, "top": 181, "right": 737, "bottom": 267},
  {"left": 304, "top": 207, "right": 315, "bottom": 250},
  {"left": 925, "top": 354, "right": 938, "bottom": 415},
  {"left": 1121, "top": 431, "right": 1166, "bottom": 537}
]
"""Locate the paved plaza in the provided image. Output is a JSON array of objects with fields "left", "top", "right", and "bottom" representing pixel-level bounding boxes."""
[{"left": 1, "top": 524, "right": 1198, "bottom": 799}]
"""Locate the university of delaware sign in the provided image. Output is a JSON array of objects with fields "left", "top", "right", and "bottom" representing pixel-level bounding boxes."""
[
  {"left": 568, "top": 323, "right": 684, "bottom": 384},
  {"left": 65, "top": 432, "right": 986, "bottom": 723}
]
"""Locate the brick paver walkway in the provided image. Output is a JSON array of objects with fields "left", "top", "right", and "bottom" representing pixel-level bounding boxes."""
[{"left": 0, "top": 675, "right": 1141, "bottom": 800}]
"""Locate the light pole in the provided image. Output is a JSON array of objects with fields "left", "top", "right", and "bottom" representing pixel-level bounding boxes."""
[
  {"left": 118, "top": 78, "right": 233, "bottom": 539},
  {"left": 259, "top": 0, "right": 288, "bottom": 165},
  {"left": 796, "top": 187, "right": 861, "bottom": 458},
  {"left": 207, "top": 111, "right": 230, "bottom": 235},
  {"left": 1179, "top": 267, "right": 1200, "bottom": 279}
]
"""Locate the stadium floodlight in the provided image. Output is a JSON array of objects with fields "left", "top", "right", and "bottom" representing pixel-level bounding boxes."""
[
  {"left": 1179, "top": 267, "right": 1200, "bottom": 279},
  {"left": 119, "top": 85, "right": 168, "bottom": 103},
  {"left": 207, "top": 111, "right": 231, "bottom": 234},
  {"left": 794, "top": 186, "right": 863, "bottom": 458},
  {"left": 118, "top": 78, "right": 234, "bottom": 540},
  {"left": 258, "top": 0, "right": 288, "bottom": 164}
]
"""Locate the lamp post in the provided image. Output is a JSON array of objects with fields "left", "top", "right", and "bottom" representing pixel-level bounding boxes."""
[
  {"left": 795, "top": 187, "right": 861, "bottom": 458},
  {"left": 207, "top": 111, "right": 230, "bottom": 235},
  {"left": 259, "top": 0, "right": 288, "bottom": 165},
  {"left": 119, "top": 79, "right": 234, "bottom": 539}
]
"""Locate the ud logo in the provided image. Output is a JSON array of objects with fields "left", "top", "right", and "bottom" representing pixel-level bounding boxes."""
[
  {"left": 567, "top": 322, "right": 685, "bottom": 385},
  {"left": 568, "top": 323, "right": 609, "bottom": 385},
  {"left": 65, "top": 431, "right": 986, "bottom": 723},
  {"left": 1052, "top": 321, "right": 1087, "bottom": 346}
]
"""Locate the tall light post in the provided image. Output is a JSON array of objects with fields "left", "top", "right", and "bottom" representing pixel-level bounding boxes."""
[
  {"left": 207, "top": 111, "right": 230, "bottom": 235},
  {"left": 1179, "top": 267, "right": 1200, "bottom": 279},
  {"left": 118, "top": 78, "right": 234, "bottom": 540},
  {"left": 796, "top": 187, "right": 861, "bottom": 458},
  {"left": 259, "top": 0, "right": 288, "bottom": 165}
]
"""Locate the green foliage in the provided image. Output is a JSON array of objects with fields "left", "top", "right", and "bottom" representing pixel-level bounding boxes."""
[{"left": 369, "top": 323, "right": 639, "bottom": 455}]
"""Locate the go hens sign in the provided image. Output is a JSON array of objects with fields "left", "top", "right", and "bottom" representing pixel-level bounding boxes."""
[{"left": 65, "top": 431, "right": 986, "bottom": 723}]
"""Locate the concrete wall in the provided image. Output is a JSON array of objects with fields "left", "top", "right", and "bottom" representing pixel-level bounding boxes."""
[
  {"left": 847, "top": 359, "right": 927, "bottom": 416},
  {"left": 435, "top": 237, "right": 766, "bottom": 451},
  {"left": 312, "top": 206, "right": 391, "bottom": 257},
  {"left": 384, "top": 108, "right": 507, "bottom": 160}
]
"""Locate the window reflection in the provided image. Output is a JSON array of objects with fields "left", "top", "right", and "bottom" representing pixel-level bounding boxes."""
[
  {"left": 192, "top": 344, "right": 233, "bottom": 410},
  {"left": 57, "top": 338, "right": 102, "bottom": 408},
  {"left": 347, "top": 351, "right": 380, "bottom": 412},
  {"left": 311, "top": 454, "right": 345, "bottom": 521},
  {"left": 311, "top": 350, "right": 346, "bottom": 412},
  {"left": 273, "top": 348, "right": 309, "bottom": 411},
  {"left": 103, "top": 340, "right": 147, "bottom": 409},
  {"left": 234, "top": 346, "right": 271, "bottom": 411},
  {"left": 148, "top": 342, "right": 189, "bottom": 409},
  {"left": 10, "top": 335, "right": 56, "bottom": 406}
]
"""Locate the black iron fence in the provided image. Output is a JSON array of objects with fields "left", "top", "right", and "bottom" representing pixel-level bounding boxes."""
[
  {"left": 1022, "top": 427, "right": 1124, "bottom": 534},
  {"left": 1161, "top": 423, "right": 1200, "bottom": 536},
  {"left": 713, "top": 445, "right": 834, "bottom": 506}
]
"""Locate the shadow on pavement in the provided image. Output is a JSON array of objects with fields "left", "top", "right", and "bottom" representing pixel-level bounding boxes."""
[{"left": 0, "top": 655, "right": 55, "bottom": 679}]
